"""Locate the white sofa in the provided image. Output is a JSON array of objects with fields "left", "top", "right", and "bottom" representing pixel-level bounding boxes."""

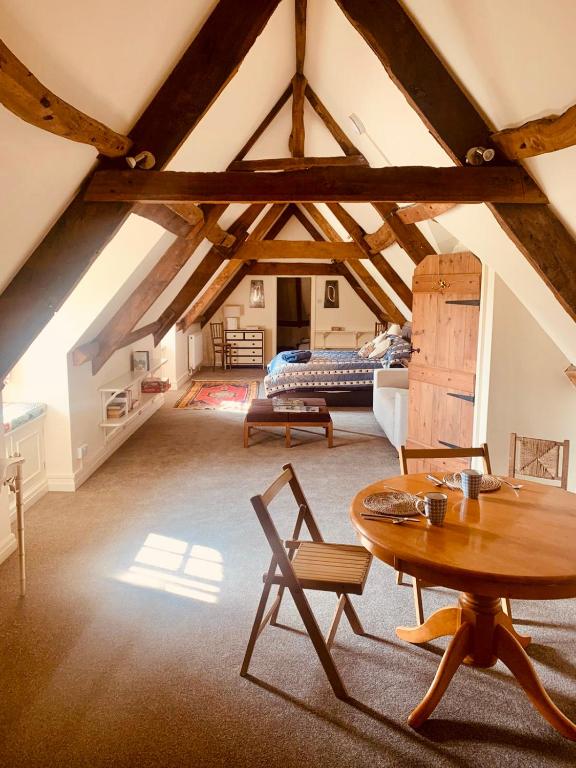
[{"left": 373, "top": 368, "right": 409, "bottom": 449}]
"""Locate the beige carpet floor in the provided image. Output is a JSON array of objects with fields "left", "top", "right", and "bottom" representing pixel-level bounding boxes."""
[{"left": 0, "top": 375, "right": 574, "bottom": 767}]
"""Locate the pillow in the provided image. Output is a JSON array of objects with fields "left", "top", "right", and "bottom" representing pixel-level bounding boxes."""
[
  {"left": 386, "top": 323, "right": 402, "bottom": 338},
  {"left": 368, "top": 336, "right": 393, "bottom": 359},
  {"left": 357, "top": 340, "right": 376, "bottom": 358},
  {"left": 382, "top": 337, "right": 412, "bottom": 366}
]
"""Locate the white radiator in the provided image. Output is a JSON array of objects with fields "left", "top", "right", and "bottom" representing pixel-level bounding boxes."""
[{"left": 188, "top": 332, "right": 203, "bottom": 371}]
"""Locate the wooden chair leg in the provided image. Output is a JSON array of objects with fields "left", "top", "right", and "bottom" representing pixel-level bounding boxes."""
[
  {"left": 342, "top": 594, "right": 365, "bottom": 636},
  {"left": 241, "top": 581, "right": 274, "bottom": 676},
  {"left": 413, "top": 578, "right": 424, "bottom": 625},
  {"left": 269, "top": 584, "right": 286, "bottom": 626},
  {"left": 289, "top": 586, "right": 348, "bottom": 699},
  {"left": 326, "top": 595, "right": 346, "bottom": 649},
  {"left": 396, "top": 571, "right": 404, "bottom": 586}
]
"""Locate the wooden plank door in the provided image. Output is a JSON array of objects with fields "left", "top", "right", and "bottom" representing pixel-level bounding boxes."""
[{"left": 407, "top": 252, "right": 482, "bottom": 474}]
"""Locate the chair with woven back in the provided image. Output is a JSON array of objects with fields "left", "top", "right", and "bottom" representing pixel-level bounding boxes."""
[
  {"left": 397, "top": 444, "right": 493, "bottom": 624},
  {"left": 241, "top": 463, "right": 373, "bottom": 700},
  {"left": 509, "top": 433, "right": 570, "bottom": 490},
  {"left": 209, "top": 322, "right": 232, "bottom": 370}
]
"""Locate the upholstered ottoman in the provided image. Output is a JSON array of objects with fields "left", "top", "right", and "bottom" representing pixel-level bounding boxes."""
[{"left": 244, "top": 399, "right": 333, "bottom": 448}]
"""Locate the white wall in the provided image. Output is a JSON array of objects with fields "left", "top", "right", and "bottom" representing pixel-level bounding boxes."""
[
  {"left": 314, "top": 275, "right": 378, "bottom": 338},
  {"left": 481, "top": 273, "right": 576, "bottom": 490},
  {"left": 0, "top": 391, "right": 17, "bottom": 565}
]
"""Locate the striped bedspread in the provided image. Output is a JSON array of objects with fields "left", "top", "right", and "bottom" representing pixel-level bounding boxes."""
[{"left": 264, "top": 349, "right": 381, "bottom": 397}]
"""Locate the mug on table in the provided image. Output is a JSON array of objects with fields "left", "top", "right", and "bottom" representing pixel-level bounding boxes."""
[
  {"left": 416, "top": 492, "right": 448, "bottom": 526},
  {"left": 454, "top": 469, "right": 483, "bottom": 499}
]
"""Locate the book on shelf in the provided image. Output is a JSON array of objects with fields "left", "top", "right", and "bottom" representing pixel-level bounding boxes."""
[
  {"left": 141, "top": 377, "right": 170, "bottom": 393},
  {"left": 272, "top": 397, "right": 320, "bottom": 413}
]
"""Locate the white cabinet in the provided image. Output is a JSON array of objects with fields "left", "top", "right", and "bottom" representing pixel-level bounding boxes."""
[{"left": 224, "top": 330, "right": 265, "bottom": 368}]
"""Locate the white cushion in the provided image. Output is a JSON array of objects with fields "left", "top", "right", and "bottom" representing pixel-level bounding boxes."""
[{"left": 368, "top": 336, "right": 393, "bottom": 359}]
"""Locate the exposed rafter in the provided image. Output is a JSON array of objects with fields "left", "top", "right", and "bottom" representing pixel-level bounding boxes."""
[
  {"left": 86, "top": 166, "right": 546, "bottom": 204},
  {"left": 346, "top": 260, "right": 406, "bottom": 324},
  {"left": 234, "top": 241, "right": 363, "bottom": 260},
  {"left": 0, "top": 39, "right": 132, "bottom": 157},
  {"left": 177, "top": 260, "right": 243, "bottom": 332},
  {"left": 371, "top": 202, "right": 434, "bottom": 265},
  {"left": 152, "top": 204, "right": 265, "bottom": 344},
  {"left": 396, "top": 202, "right": 457, "bottom": 225},
  {"left": 228, "top": 155, "right": 367, "bottom": 171},
  {"left": 249, "top": 262, "right": 339, "bottom": 275},
  {"left": 79, "top": 205, "right": 228, "bottom": 373},
  {"left": 335, "top": 0, "right": 576, "bottom": 320},
  {"left": 324, "top": 202, "right": 413, "bottom": 309},
  {"left": 200, "top": 262, "right": 254, "bottom": 327},
  {"left": 0, "top": 0, "right": 283, "bottom": 380},
  {"left": 333, "top": 262, "right": 389, "bottom": 324},
  {"left": 178, "top": 202, "right": 291, "bottom": 331}
]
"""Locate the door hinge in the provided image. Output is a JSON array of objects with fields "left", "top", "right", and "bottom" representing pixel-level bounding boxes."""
[{"left": 447, "top": 392, "right": 475, "bottom": 404}]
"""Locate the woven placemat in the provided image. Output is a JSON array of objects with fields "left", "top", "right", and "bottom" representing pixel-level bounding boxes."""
[
  {"left": 363, "top": 491, "right": 420, "bottom": 517},
  {"left": 443, "top": 473, "right": 502, "bottom": 493}
]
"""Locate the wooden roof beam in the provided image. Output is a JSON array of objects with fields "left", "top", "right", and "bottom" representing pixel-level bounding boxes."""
[
  {"left": 335, "top": 0, "right": 576, "bottom": 320},
  {"left": 0, "top": 0, "right": 282, "bottom": 379},
  {"left": 492, "top": 104, "right": 576, "bottom": 160},
  {"left": 346, "top": 260, "right": 406, "bottom": 325},
  {"left": 82, "top": 205, "right": 228, "bottom": 373},
  {"left": 234, "top": 241, "right": 363, "bottom": 261},
  {"left": 177, "top": 260, "right": 244, "bottom": 332},
  {"left": 304, "top": 83, "right": 364, "bottom": 157},
  {"left": 86, "top": 166, "right": 546, "bottom": 204},
  {"left": 228, "top": 155, "right": 367, "bottom": 171},
  {"left": 396, "top": 202, "right": 457, "bottom": 225},
  {"left": 178, "top": 202, "right": 292, "bottom": 331},
  {"left": 152, "top": 205, "right": 265, "bottom": 344},
  {"left": 200, "top": 262, "right": 254, "bottom": 328},
  {"left": 325, "top": 202, "right": 413, "bottom": 309},
  {"left": 166, "top": 203, "right": 236, "bottom": 247},
  {"left": 249, "top": 262, "right": 340, "bottom": 275},
  {"left": 372, "top": 202, "right": 435, "bottom": 265},
  {"left": 0, "top": 39, "right": 131, "bottom": 157}
]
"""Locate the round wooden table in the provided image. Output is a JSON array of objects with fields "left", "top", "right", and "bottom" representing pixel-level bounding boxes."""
[{"left": 350, "top": 473, "right": 576, "bottom": 740}]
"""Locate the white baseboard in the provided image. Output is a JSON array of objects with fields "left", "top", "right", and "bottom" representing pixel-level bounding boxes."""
[
  {"left": 0, "top": 532, "right": 17, "bottom": 565},
  {"left": 175, "top": 370, "right": 192, "bottom": 389},
  {"left": 47, "top": 394, "right": 164, "bottom": 492}
]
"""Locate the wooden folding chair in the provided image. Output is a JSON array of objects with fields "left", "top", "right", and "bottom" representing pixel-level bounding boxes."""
[
  {"left": 210, "top": 322, "right": 232, "bottom": 370},
  {"left": 397, "top": 444, "right": 494, "bottom": 624},
  {"left": 241, "top": 463, "right": 373, "bottom": 700}
]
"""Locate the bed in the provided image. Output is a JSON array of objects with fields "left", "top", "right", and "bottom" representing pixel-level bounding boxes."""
[{"left": 264, "top": 349, "right": 383, "bottom": 407}]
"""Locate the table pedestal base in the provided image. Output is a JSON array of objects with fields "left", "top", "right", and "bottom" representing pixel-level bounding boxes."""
[{"left": 396, "top": 593, "right": 576, "bottom": 741}]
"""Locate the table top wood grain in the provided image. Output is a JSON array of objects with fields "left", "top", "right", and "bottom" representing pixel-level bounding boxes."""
[{"left": 350, "top": 473, "right": 576, "bottom": 600}]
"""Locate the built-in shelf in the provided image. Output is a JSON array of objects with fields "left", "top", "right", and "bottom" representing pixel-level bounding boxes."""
[
  {"left": 315, "top": 330, "right": 372, "bottom": 349},
  {"left": 99, "top": 358, "right": 168, "bottom": 438},
  {"left": 98, "top": 358, "right": 167, "bottom": 394},
  {"left": 99, "top": 393, "right": 161, "bottom": 429}
]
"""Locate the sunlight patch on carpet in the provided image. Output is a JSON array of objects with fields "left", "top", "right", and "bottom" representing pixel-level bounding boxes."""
[{"left": 116, "top": 533, "right": 223, "bottom": 603}]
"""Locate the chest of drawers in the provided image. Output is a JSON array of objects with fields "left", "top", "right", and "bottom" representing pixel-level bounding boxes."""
[{"left": 224, "top": 329, "right": 265, "bottom": 368}]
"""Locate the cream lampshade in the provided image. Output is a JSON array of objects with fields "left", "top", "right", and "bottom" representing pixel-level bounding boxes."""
[{"left": 223, "top": 305, "right": 243, "bottom": 330}]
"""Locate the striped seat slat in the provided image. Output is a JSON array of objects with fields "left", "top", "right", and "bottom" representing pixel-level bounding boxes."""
[{"left": 292, "top": 542, "right": 372, "bottom": 589}]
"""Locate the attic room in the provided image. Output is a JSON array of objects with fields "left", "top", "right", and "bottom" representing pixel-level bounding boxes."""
[{"left": 0, "top": 0, "right": 575, "bottom": 765}]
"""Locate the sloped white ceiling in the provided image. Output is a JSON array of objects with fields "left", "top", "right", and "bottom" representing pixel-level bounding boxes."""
[{"left": 0, "top": 0, "right": 575, "bottom": 361}]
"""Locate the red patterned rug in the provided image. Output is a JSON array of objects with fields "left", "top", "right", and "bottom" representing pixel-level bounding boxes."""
[{"left": 174, "top": 380, "right": 261, "bottom": 411}]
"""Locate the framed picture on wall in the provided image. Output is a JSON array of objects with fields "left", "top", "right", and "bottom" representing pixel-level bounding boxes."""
[
  {"left": 131, "top": 350, "right": 150, "bottom": 372},
  {"left": 324, "top": 279, "right": 339, "bottom": 308},
  {"left": 249, "top": 279, "right": 265, "bottom": 308}
]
